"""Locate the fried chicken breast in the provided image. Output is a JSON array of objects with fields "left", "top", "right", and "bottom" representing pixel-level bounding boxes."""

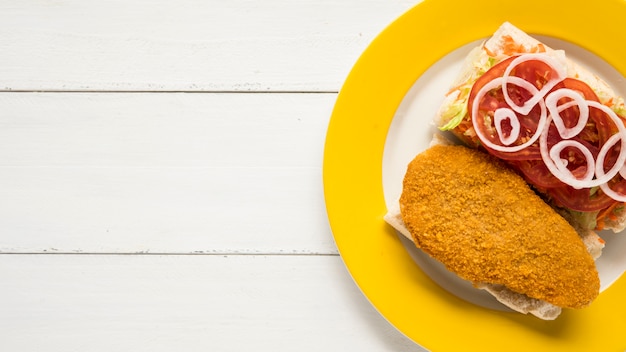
[{"left": 399, "top": 144, "right": 599, "bottom": 309}]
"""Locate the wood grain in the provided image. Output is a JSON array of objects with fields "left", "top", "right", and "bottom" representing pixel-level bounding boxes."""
[
  {"left": 0, "top": 0, "right": 416, "bottom": 92},
  {"left": 0, "top": 93, "right": 335, "bottom": 254},
  {"left": 0, "top": 1, "right": 428, "bottom": 350},
  {"left": 0, "top": 254, "right": 425, "bottom": 352}
]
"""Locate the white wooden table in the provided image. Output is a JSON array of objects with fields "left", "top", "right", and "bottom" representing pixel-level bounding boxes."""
[{"left": 0, "top": 1, "right": 428, "bottom": 351}]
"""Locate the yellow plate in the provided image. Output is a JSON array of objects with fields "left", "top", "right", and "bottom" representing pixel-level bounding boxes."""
[{"left": 323, "top": 0, "right": 626, "bottom": 350}]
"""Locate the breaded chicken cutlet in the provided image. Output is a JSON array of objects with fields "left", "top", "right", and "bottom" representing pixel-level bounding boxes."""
[{"left": 399, "top": 144, "right": 600, "bottom": 309}]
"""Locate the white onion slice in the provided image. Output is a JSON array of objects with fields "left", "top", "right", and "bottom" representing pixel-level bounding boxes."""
[
  {"left": 548, "top": 140, "right": 595, "bottom": 182},
  {"left": 599, "top": 184, "right": 626, "bottom": 202},
  {"left": 502, "top": 53, "right": 567, "bottom": 115},
  {"left": 593, "top": 103, "right": 626, "bottom": 200},
  {"left": 545, "top": 88, "right": 589, "bottom": 139},
  {"left": 539, "top": 116, "right": 594, "bottom": 189},
  {"left": 471, "top": 76, "right": 546, "bottom": 153},
  {"left": 599, "top": 135, "right": 626, "bottom": 202},
  {"left": 494, "top": 108, "right": 520, "bottom": 146}
]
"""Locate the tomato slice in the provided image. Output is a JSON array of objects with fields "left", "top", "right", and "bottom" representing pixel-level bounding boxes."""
[
  {"left": 556, "top": 78, "right": 614, "bottom": 144},
  {"left": 548, "top": 186, "right": 615, "bottom": 212},
  {"left": 468, "top": 56, "right": 557, "bottom": 160},
  {"left": 515, "top": 160, "right": 563, "bottom": 189},
  {"left": 467, "top": 57, "right": 515, "bottom": 113},
  {"left": 460, "top": 55, "right": 626, "bottom": 218},
  {"left": 549, "top": 177, "right": 626, "bottom": 212}
]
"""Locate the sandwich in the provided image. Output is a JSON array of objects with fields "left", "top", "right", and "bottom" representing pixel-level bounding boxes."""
[{"left": 385, "top": 22, "right": 624, "bottom": 319}]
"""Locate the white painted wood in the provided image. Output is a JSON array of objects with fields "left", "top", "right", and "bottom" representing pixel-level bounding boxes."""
[
  {"left": 0, "top": 0, "right": 417, "bottom": 92},
  {"left": 0, "top": 93, "right": 335, "bottom": 254},
  {"left": 0, "top": 1, "right": 430, "bottom": 350},
  {"left": 0, "top": 93, "right": 329, "bottom": 168},
  {"left": 0, "top": 254, "right": 427, "bottom": 352}
]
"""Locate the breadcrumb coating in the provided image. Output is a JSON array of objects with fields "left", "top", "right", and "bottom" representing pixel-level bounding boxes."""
[{"left": 399, "top": 144, "right": 599, "bottom": 309}]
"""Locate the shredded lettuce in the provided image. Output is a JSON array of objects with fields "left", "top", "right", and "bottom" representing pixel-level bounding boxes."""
[
  {"left": 438, "top": 52, "right": 497, "bottom": 131},
  {"left": 482, "top": 57, "right": 497, "bottom": 74},
  {"left": 569, "top": 210, "right": 598, "bottom": 230},
  {"left": 438, "top": 102, "right": 467, "bottom": 131},
  {"left": 612, "top": 97, "right": 626, "bottom": 117}
]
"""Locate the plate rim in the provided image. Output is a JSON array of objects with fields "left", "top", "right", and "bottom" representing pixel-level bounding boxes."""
[{"left": 323, "top": 0, "right": 626, "bottom": 350}]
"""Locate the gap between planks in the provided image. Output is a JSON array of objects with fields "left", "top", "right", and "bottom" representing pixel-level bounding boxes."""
[
  {"left": 0, "top": 90, "right": 339, "bottom": 94},
  {"left": 0, "top": 251, "right": 340, "bottom": 256}
]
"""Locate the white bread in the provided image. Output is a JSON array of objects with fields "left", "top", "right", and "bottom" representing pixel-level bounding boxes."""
[{"left": 384, "top": 135, "right": 605, "bottom": 320}]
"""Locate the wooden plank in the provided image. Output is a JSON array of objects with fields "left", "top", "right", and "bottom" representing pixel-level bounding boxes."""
[
  {"left": 0, "top": 254, "right": 427, "bottom": 352},
  {"left": 0, "top": 93, "right": 329, "bottom": 168},
  {"left": 0, "top": 0, "right": 417, "bottom": 92},
  {"left": 0, "top": 93, "right": 335, "bottom": 253}
]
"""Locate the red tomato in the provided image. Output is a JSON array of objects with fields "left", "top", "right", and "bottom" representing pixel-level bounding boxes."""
[
  {"left": 548, "top": 186, "right": 614, "bottom": 212},
  {"left": 462, "top": 55, "right": 625, "bottom": 214},
  {"left": 468, "top": 57, "right": 554, "bottom": 160}
]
